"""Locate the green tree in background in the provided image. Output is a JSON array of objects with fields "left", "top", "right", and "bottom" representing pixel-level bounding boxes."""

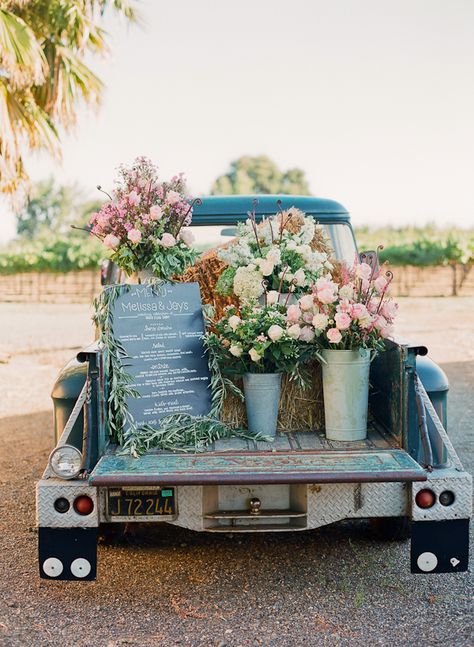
[
  {"left": 211, "top": 156, "right": 311, "bottom": 195},
  {"left": 0, "top": 0, "right": 136, "bottom": 197},
  {"left": 15, "top": 177, "right": 100, "bottom": 238}
]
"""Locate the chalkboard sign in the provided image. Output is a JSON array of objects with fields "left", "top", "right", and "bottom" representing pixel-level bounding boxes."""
[{"left": 111, "top": 282, "right": 212, "bottom": 429}]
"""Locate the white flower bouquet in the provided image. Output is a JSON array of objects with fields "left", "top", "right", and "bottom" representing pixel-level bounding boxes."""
[{"left": 215, "top": 203, "right": 333, "bottom": 302}]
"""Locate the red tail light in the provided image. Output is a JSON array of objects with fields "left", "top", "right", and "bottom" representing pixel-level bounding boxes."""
[
  {"left": 415, "top": 489, "right": 436, "bottom": 509},
  {"left": 73, "top": 495, "right": 94, "bottom": 516}
]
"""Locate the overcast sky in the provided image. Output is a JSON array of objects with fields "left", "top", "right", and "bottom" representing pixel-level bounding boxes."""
[{"left": 2, "top": 0, "right": 473, "bottom": 241}]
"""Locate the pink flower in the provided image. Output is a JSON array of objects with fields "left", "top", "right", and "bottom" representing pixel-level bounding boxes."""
[
  {"left": 179, "top": 228, "right": 195, "bottom": 246},
  {"left": 374, "top": 275, "right": 388, "bottom": 294},
  {"left": 380, "top": 323, "right": 395, "bottom": 339},
  {"left": 367, "top": 299, "right": 379, "bottom": 314},
  {"left": 149, "top": 205, "right": 163, "bottom": 220},
  {"left": 374, "top": 314, "right": 388, "bottom": 331},
  {"left": 335, "top": 312, "right": 352, "bottom": 330},
  {"left": 351, "top": 303, "right": 369, "bottom": 320},
  {"left": 286, "top": 304, "right": 302, "bottom": 323},
  {"left": 299, "top": 294, "right": 314, "bottom": 311},
  {"left": 317, "top": 288, "right": 337, "bottom": 305},
  {"left": 302, "top": 311, "right": 314, "bottom": 324},
  {"left": 127, "top": 228, "right": 142, "bottom": 244},
  {"left": 159, "top": 233, "right": 176, "bottom": 248},
  {"left": 299, "top": 326, "right": 315, "bottom": 342},
  {"left": 327, "top": 328, "right": 342, "bottom": 344},
  {"left": 128, "top": 191, "right": 140, "bottom": 206},
  {"left": 337, "top": 299, "right": 351, "bottom": 314},
  {"left": 356, "top": 263, "right": 372, "bottom": 280},
  {"left": 287, "top": 324, "right": 301, "bottom": 339},
  {"left": 315, "top": 276, "right": 336, "bottom": 292},
  {"left": 103, "top": 234, "right": 120, "bottom": 250},
  {"left": 166, "top": 190, "right": 180, "bottom": 205},
  {"left": 381, "top": 300, "right": 398, "bottom": 321},
  {"left": 268, "top": 324, "right": 284, "bottom": 341}
]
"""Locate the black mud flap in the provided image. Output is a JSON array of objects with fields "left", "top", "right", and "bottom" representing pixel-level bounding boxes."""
[
  {"left": 411, "top": 519, "right": 469, "bottom": 573},
  {"left": 39, "top": 528, "right": 98, "bottom": 580}
]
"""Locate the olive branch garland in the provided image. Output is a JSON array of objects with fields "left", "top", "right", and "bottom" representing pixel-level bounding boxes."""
[{"left": 93, "top": 283, "right": 270, "bottom": 457}]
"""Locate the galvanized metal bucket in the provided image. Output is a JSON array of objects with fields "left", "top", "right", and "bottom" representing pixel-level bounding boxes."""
[
  {"left": 321, "top": 349, "right": 371, "bottom": 441},
  {"left": 243, "top": 372, "right": 282, "bottom": 439}
]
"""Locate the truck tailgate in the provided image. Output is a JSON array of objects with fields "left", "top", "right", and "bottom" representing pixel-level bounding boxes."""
[{"left": 89, "top": 448, "right": 426, "bottom": 486}]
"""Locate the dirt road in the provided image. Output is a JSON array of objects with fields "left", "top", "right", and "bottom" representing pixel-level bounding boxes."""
[{"left": 0, "top": 298, "right": 472, "bottom": 646}]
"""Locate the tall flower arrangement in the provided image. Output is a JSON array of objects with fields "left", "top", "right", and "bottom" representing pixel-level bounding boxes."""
[
  {"left": 216, "top": 202, "right": 333, "bottom": 302},
  {"left": 288, "top": 259, "right": 398, "bottom": 351},
  {"left": 89, "top": 157, "right": 199, "bottom": 278}
]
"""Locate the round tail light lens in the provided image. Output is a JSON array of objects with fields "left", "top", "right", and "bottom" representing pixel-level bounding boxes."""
[
  {"left": 73, "top": 495, "right": 94, "bottom": 516},
  {"left": 439, "top": 490, "right": 455, "bottom": 506},
  {"left": 415, "top": 489, "right": 436, "bottom": 509},
  {"left": 54, "top": 497, "right": 70, "bottom": 513}
]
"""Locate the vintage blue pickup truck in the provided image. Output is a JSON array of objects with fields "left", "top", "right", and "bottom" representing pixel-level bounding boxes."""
[{"left": 36, "top": 195, "right": 472, "bottom": 580}]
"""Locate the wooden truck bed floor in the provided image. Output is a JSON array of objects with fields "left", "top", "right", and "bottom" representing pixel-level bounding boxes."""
[{"left": 90, "top": 423, "right": 427, "bottom": 486}]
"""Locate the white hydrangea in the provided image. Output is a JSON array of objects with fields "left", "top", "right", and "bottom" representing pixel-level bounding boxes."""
[
  {"left": 298, "top": 218, "right": 316, "bottom": 244},
  {"left": 233, "top": 266, "right": 264, "bottom": 300},
  {"left": 266, "top": 247, "right": 281, "bottom": 265}
]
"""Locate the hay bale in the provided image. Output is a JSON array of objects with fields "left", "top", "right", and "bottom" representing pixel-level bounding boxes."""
[{"left": 222, "top": 362, "right": 325, "bottom": 433}]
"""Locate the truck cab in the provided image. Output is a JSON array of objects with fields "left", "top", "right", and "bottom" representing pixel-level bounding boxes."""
[{"left": 37, "top": 195, "right": 472, "bottom": 581}]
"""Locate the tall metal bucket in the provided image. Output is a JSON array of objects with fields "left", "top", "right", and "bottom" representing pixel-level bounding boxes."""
[
  {"left": 243, "top": 372, "right": 282, "bottom": 439},
  {"left": 321, "top": 349, "right": 371, "bottom": 441}
]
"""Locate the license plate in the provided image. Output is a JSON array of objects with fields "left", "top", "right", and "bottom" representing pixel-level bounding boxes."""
[{"left": 106, "top": 487, "right": 176, "bottom": 519}]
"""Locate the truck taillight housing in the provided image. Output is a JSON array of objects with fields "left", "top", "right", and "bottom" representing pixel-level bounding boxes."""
[
  {"left": 73, "top": 495, "right": 94, "bottom": 516},
  {"left": 415, "top": 489, "right": 436, "bottom": 509}
]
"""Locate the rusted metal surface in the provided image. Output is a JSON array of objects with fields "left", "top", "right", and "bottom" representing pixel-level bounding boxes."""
[{"left": 89, "top": 449, "right": 426, "bottom": 486}]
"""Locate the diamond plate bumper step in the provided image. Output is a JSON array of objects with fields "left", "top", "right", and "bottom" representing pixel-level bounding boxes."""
[{"left": 89, "top": 449, "right": 426, "bottom": 486}]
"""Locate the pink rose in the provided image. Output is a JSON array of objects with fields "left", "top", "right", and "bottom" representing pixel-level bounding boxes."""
[
  {"left": 374, "top": 275, "right": 388, "bottom": 294},
  {"left": 351, "top": 303, "right": 369, "bottom": 320},
  {"left": 149, "top": 205, "right": 163, "bottom": 221},
  {"left": 299, "top": 294, "right": 314, "bottom": 311},
  {"left": 299, "top": 326, "right": 315, "bottom": 342},
  {"left": 128, "top": 190, "right": 140, "bottom": 206},
  {"left": 287, "top": 324, "right": 301, "bottom": 339},
  {"left": 286, "top": 304, "right": 302, "bottom": 323},
  {"left": 381, "top": 300, "right": 398, "bottom": 321},
  {"left": 103, "top": 234, "right": 120, "bottom": 250},
  {"left": 159, "top": 233, "right": 176, "bottom": 248},
  {"left": 355, "top": 263, "right": 372, "bottom": 280},
  {"left": 179, "top": 228, "right": 195, "bottom": 246},
  {"left": 327, "top": 328, "right": 342, "bottom": 344},
  {"left": 317, "top": 288, "right": 337, "bottom": 305},
  {"left": 127, "top": 228, "right": 142, "bottom": 244},
  {"left": 302, "top": 311, "right": 314, "bottom": 324},
  {"left": 335, "top": 312, "right": 352, "bottom": 330},
  {"left": 315, "top": 276, "right": 337, "bottom": 292}
]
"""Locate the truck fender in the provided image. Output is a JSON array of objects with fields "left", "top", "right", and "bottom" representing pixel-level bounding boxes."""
[{"left": 51, "top": 357, "right": 87, "bottom": 445}]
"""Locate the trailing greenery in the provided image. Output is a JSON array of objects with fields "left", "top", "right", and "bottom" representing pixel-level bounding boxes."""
[{"left": 93, "top": 282, "right": 268, "bottom": 457}]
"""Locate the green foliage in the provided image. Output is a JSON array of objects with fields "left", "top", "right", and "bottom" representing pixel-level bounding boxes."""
[
  {"left": 16, "top": 177, "right": 101, "bottom": 238},
  {"left": 205, "top": 303, "right": 315, "bottom": 386},
  {"left": 356, "top": 226, "right": 474, "bottom": 267},
  {"left": 0, "top": 234, "right": 103, "bottom": 273},
  {"left": 211, "top": 155, "right": 311, "bottom": 196},
  {"left": 1, "top": 1, "right": 137, "bottom": 195}
]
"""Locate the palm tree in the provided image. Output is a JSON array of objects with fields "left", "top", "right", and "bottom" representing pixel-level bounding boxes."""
[{"left": 0, "top": 1, "right": 136, "bottom": 197}]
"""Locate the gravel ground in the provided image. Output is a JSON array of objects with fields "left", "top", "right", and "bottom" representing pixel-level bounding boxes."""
[{"left": 0, "top": 298, "right": 473, "bottom": 647}]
